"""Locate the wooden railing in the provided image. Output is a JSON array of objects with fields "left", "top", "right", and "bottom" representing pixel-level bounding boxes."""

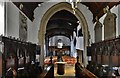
[
  {"left": 75, "top": 63, "right": 98, "bottom": 78},
  {"left": 38, "top": 64, "right": 54, "bottom": 78}
]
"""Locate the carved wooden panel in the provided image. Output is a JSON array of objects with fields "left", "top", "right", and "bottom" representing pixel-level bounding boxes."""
[
  {"left": 119, "top": 56, "right": 120, "bottom": 65},
  {"left": 94, "top": 21, "right": 102, "bottom": 42},
  {"left": 101, "top": 55, "right": 109, "bottom": 65},
  {"left": 91, "top": 36, "right": 120, "bottom": 66},
  {"left": 97, "top": 55, "right": 101, "bottom": 64},
  {"left": 104, "top": 11, "right": 116, "bottom": 40},
  {"left": 110, "top": 55, "right": 119, "bottom": 66},
  {"left": 92, "top": 55, "right": 96, "bottom": 62},
  {"left": 19, "top": 12, "right": 27, "bottom": 41}
]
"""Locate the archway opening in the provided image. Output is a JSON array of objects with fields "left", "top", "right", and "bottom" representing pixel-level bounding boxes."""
[{"left": 38, "top": 2, "right": 89, "bottom": 67}]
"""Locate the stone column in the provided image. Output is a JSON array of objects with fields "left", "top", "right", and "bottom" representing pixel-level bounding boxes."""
[
  {"left": 45, "top": 36, "right": 49, "bottom": 57},
  {"left": 76, "top": 49, "right": 83, "bottom": 63},
  {"left": 70, "top": 39, "right": 74, "bottom": 57}
]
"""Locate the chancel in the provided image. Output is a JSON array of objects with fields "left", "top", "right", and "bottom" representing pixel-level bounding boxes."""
[{"left": 0, "top": 1, "right": 120, "bottom": 78}]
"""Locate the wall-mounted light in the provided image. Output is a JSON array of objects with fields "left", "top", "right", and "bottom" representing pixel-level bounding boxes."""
[
  {"left": 38, "top": 4, "right": 41, "bottom": 7},
  {"left": 19, "top": 3, "right": 23, "bottom": 10}
]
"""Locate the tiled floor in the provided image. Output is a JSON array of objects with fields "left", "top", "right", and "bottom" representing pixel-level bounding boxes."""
[{"left": 54, "top": 64, "right": 75, "bottom": 78}]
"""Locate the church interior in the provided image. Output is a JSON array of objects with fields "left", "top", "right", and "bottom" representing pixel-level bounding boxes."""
[{"left": 0, "top": 0, "right": 120, "bottom": 78}]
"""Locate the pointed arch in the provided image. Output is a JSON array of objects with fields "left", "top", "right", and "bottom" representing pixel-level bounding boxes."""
[{"left": 38, "top": 2, "right": 89, "bottom": 66}]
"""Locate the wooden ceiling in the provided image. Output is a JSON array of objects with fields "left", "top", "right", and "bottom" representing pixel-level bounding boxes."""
[
  {"left": 13, "top": 2, "right": 120, "bottom": 38},
  {"left": 46, "top": 10, "right": 80, "bottom": 38},
  {"left": 13, "top": 2, "right": 42, "bottom": 21},
  {"left": 81, "top": 2, "right": 120, "bottom": 22},
  {"left": 13, "top": 2, "right": 120, "bottom": 22}
]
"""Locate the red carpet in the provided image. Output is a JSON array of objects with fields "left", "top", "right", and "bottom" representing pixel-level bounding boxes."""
[{"left": 44, "top": 56, "right": 77, "bottom": 65}]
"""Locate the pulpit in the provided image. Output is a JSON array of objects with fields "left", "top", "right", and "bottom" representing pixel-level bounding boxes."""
[{"left": 56, "top": 62, "right": 66, "bottom": 75}]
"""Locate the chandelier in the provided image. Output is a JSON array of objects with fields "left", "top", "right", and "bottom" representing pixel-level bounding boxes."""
[{"left": 67, "top": 0, "right": 81, "bottom": 14}]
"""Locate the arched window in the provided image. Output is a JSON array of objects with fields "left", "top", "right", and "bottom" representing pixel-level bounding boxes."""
[{"left": 57, "top": 39, "right": 63, "bottom": 48}]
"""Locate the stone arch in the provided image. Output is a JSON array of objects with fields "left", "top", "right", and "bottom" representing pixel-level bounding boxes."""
[{"left": 38, "top": 2, "right": 89, "bottom": 66}]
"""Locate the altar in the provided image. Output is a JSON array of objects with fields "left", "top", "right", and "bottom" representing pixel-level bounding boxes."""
[{"left": 55, "top": 62, "right": 66, "bottom": 75}]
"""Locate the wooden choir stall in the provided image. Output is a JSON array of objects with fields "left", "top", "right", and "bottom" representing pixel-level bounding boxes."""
[
  {"left": 88, "top": 36, "right": 120, "bottom": 78},
  {"left": 0, "top": 35, "right": 42, "bottom": 78}
]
